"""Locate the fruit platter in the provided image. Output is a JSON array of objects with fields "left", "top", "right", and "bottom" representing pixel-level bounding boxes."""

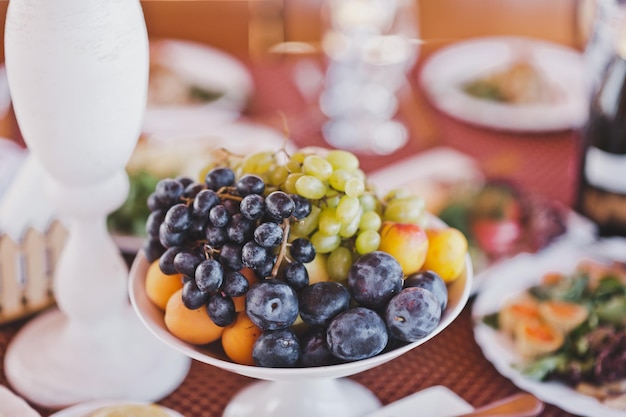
[{"left": 128, "top": 145, "right": 473, "bottom": 417}]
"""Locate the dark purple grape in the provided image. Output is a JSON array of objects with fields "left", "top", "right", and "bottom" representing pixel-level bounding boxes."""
[
  {"left": 209, "top": 205, "right": 230, "bottom": 227},
  {"left": 146, "top": 209, "right": 166, "bottom": 240},
  {"left": 188, "top": 216, "right": 207, "bottom": 239},
  {"left": 192, "top": 189, "right": 220, "bottom": 218},
  {"left": 175, "top": 176, "right": 194, "bottom": 188},
  {"left": 404, "top": 270, "right": 448, "bottom": 313},
  {"left": 164, "top": 203, "right": 191, "bottom": 233},
  {"left": 240, "top": 194, "right": 265, "bottom": 221},
  {"left": 253, "top": 329, "right": 300, "bottom": 368},
  {"left": 221, "top": 270, "right": 249, "bottom": 297},
  {"left": 182, "top": 279, "right": 210, "bottom": 310},
  {"left": 385, "top": 287, "right": 441, "bottom": 342},
  {"left": 326, "top": 307, "right": 388, "bottom": 361},
  {"left": 147, "top": 192, "right": 167, "bottom": 212},
  {"left": 347, "top": 251, "right": 403, "bottom": 310},
  {"left": 205, "top": 167, "right": 235, "bottom": 191},
  {"left": 183, "top": 182, "right": 205, "bottom": 199},
  {"left": 265, "top": 191, "right": 295, "bottom": 220},
  {"left": 290, "top": 194, "right": 312, "bottom": 220},
  {"left": 254, "top": 222, "right": 283, "bottom": 248},
  {"left": 155, "top": 178, "right": 184, "bottom": 205},
  {"left": 206, "top": 293, "right": 236, "bottom": 326},
  {"left": 283, "top": 261, "right": 308, "bottom": 291},
  {"left": 159, "top": 222, "right": 186, "bottom": 248},
  {"left": 219, "top": 242, "right": 243, "bottom": 271},
  {"left": 159, "top": 246, "right": 183, "bottom": 275},
  {"left": 142, "top": 238, "right": 165, "bottom": 263},
  {"left": 223, "top": 198, "right": 240, "bottom": 215},
  {"left": 253, "top": 255, "right": 276, "bottom": 279},
  {"left": 205, "top": 224, "right": 227, "bottom": 248},
  {"left": 300, "top": 327, "right": 341, "bottom": 367},
  {"left": 246, "top": 281, "right": 299, "bottom": 330},
  {"left": 242, "top": 241, "right": 268, "bottom": 269},
  {"left": 299, "top": 282, "right": 350, "bottom": 326},
  {"left": 195, "top": 258, "right": 224, "bottom": 293},
  {"left": 236, "top": 174, "right": 265, "bottom": 196},
  {"left": 226, "top": 213, "right": 253, "bottom": 244},
  {"left": 173, "top": 251, "right": 204, "bottom": 277},
  {"left": 289, "top": 238, "right": 316, "bottom": 263}
]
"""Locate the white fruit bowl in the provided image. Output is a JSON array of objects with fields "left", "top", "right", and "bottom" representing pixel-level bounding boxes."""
[{"left": 129, "top": 252, "right": 473, "bottom": 417}]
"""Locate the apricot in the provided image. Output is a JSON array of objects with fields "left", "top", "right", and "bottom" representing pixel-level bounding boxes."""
[
  {"left": 221, "top": 311, "right": 262, "bottom": 365},
  {"left": 164, "top": 289, "right": 224, "bottom": 345},
  {"left": 423, "top": 227, "right": 468, "bottom": 283},
  {"left": 145, "top": 260, "right": 184, "bottom": 310}
]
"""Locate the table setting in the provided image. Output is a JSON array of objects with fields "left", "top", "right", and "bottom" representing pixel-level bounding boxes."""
[{"left": 1, "top": 1, "right": 625, "bottom": 417}]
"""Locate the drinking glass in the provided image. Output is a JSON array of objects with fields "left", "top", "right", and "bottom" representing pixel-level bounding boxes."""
[{"left": 320, "top": 0, "right": 419, "bottom": 155}]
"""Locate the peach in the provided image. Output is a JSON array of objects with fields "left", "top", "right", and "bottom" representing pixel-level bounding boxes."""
[{"left": 378, "top": 221, "right": 428, "bottom": 275}]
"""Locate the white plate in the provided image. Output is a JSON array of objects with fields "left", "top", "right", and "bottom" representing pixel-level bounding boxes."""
[
  {"left": 419, "top": 36, "right": 587, "bottom": 132},
  {"left": 144, "top": 39, "right": 254, "bottom": 137},
  {"left": 472, "top": 238, "right": 626, "bottom": 417},
  {"left": 362, "top": 386, "right": 472, "bottom": 417},
  {"left": 0, "top": 386, "right": 41, "bottom": 417},
  {"left": 50, "top": 400, "right": 184, "bottom": 417}
]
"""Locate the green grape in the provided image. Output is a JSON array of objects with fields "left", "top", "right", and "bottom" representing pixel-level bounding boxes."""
[
  {"left": 328, "top": 169, "right": 352, "bottom": 192},
  {"left": 302, "top": 155, "right": 333, "bottom": 181},
  {"left": 283, "top": 173, "right": 303, "bottom": 194},
  {"left": 354, "top": 169, "right": 366, "bottom": 182},
  {"left": 326, "top": 149, "right": 359, "bottom": 172},
  {"left": 286, "top": 159, "right": 302, "bottom": 173},
  {"left": 295, "top": 175, "right": 328, "bottom": 200},
  {"left": 383, "top": 196, "right": 426, "bottom": 224},
  {"left": 290, "top": 151, "right": 308, "bottom": 164},
  {"left": 327, "top": 246, "right": 353, "bottom": 283},
  {"left": 310, "top": 230, "right": 341, "bottom": 253},
  {"left": 359, "top": 210, "right": 382, "bottom": 231},
  {"left": 290, "top": 206, "right": 321, "bottom": 237},
  {"left": 318, "top": 207, "right": 342, "bottom": 236},
  {"left": 355, "top": 230, "right": 381, "bottom": 255},
  {"left": 324, "top": 193, "right": 341, "bottom": 208},
  {"left": 268, "top": 164, "right": 289, "bottom": 186},
  {"left": 335, "top": 195, "right": 360, "bottom": 224},
  {"left": 339, "top": 208, "right": 362, "bottom": 238},
  {"left": 384, "top": 188, "right": 412, "bottom": 203},
  {"left": 359, "top": 193, "right": 379, "bottom": 212},
  {"left": 241, "top": 151, "right": 274, "bottom": 174},
  {"left": 344, "top": 177, "right": 365, "bottom": 197}
]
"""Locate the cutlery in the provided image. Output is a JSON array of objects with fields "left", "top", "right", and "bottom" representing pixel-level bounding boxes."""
[{"left": 455, "top": 393, "right": 544, "bottom": 417}]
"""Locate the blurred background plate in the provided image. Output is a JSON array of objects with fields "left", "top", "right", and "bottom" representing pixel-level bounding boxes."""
[
  {"left": 50, "top": 401, "right": 184, "bottom": 417},
  {"left": 419, "top": 36, "right": 587, "bottom": 132},
  {"left": 143, "top": 38, "right": 254, "bottom": 137},
  {"left": 472, "top": 238, "right": 626, "bottom": 417}
]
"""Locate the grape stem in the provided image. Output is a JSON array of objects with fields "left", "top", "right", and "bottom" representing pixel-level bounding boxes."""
[{"left": 269, "top": 218, "right": 290, "bottom": 279}]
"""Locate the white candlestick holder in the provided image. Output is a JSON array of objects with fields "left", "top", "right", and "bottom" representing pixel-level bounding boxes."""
[{"left": 3, "top": 0, "right": 190, "bottom": 408}]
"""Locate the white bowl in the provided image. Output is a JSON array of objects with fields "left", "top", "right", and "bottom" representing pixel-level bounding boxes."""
[{"left": 129, "top": 251, "right": 472, "bottom": 417}]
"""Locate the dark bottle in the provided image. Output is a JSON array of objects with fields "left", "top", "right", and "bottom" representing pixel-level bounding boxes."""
[{"left": 576, "top": 21, "right": 626, "bottom": 236}]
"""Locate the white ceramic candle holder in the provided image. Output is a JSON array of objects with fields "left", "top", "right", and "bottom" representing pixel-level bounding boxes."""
[{"left": 3, "top": 0, "right": 190, "bottom": 408}]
